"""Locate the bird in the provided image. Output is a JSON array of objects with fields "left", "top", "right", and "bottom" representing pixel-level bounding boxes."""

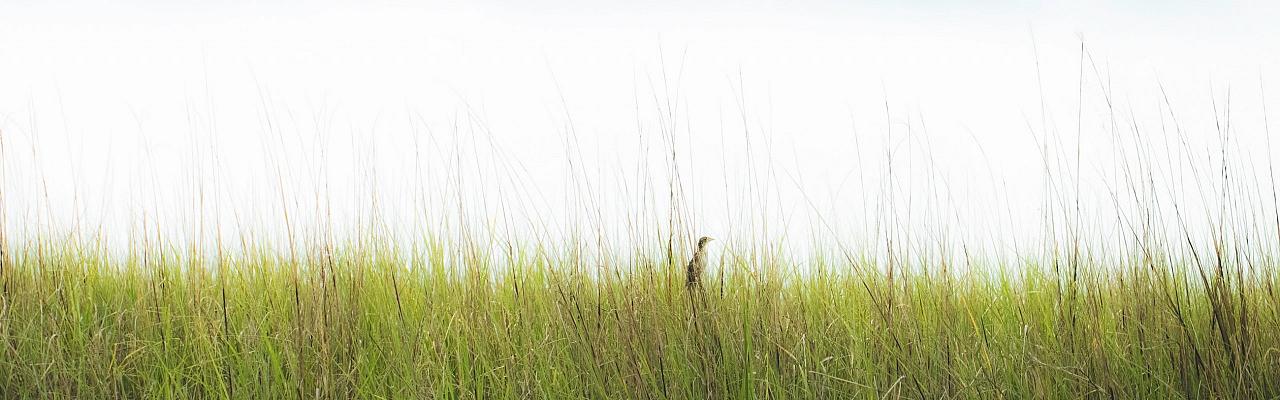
[{"left": 685, "top": 236, "right": 714, "bottom": 289}]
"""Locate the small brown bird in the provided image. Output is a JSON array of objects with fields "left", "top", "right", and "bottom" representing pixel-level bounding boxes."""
[{"left": 685, "top": 236, "right": 714, "bottom": 289}]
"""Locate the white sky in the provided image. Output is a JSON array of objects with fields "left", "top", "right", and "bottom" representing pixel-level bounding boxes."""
[{"left": 2, "top": 0, "right": 1280, "bottom": 260}]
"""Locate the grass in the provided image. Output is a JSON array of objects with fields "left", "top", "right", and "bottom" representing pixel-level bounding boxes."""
[
  {"left": 2, "top": 53, "right": 1280, "bottom": 398},
  {"left": 0, "top": 231, "right": 1277, "bottom": 399}
]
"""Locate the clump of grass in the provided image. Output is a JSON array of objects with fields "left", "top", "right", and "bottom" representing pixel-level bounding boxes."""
[{"left": 0, "top": 230, "right": 1277, "bottom": 399}]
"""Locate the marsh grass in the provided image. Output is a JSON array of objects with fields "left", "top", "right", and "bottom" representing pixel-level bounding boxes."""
[
  {"left": 3, "top": 66, "right": 1280, "bottom": 399},
  {"left": 0, "top": 229, "right": 1277, "bottom": 399}
]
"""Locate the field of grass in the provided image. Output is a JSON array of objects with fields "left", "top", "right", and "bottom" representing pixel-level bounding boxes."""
[
  {"left": 2, "top": 67, "right": 1279, "bottom": 399},
  {"left": 1, "top": 230, "right": 1278, "bottom": 399}
]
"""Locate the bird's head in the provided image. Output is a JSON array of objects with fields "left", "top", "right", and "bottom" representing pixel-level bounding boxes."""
[{"left": 696, "top": 236, "right": 715, "bottom": 249}]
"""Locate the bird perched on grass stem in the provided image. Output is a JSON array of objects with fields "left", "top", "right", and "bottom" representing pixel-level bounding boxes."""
[{"left": 686, "top": 236, "right": 714, "bottom": 289}]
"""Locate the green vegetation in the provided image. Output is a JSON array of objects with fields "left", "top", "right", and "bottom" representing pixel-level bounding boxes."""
[
  {"left": 2, "top": 64, "right": 1278, "bottom": 398},
  {"left": 1, "top": 234, "right": 1277, "bottom": 399}
]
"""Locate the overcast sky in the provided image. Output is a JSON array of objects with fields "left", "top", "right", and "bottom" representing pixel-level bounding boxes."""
[{"left": 2, "top": 0, "right": 1279, "bottom": 256}]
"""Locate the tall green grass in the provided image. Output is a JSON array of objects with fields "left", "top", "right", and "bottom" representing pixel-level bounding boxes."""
[
  {"left": 0, "top": 233, "right": 1277, "bottom": 398},
  {"left": 3, "top": 65, "right": 1280, "bottom": 399}
]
